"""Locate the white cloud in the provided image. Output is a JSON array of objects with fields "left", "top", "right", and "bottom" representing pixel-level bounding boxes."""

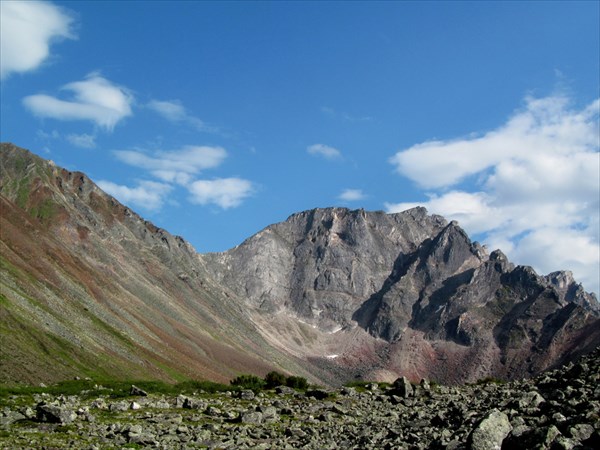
[
  {"left": 23, "top": 74, "right": 133, "bottom": 130},
  {"left": 390, "top": 96, "right": 599, "bottom": 189},
  {"left": 307, "top": 144, "right": 342, "bottom": 160},
  {"left": 97, "top": 180, "right": 172, "bottom": 211},
  {"left": 147, "top": 100, "right": 187, "bottom": 121},
  {"left": 107, "top": 145, "right": 253, "bottom": 210},
  {"left": 387, "top": 95, "right": 600, "bottom": 294},
  {"left": 386, "top": 191, "right": 497, "bottom": 235},
  {"left": 114, "top": 146, "right": 227, "bottom": 183},
  {"left": 147, "top": 99, "right": 214, "bottom": 132},
  {"left": 0, "top": 0, "right": 75, "bottom": 79},
  {"left": 187, "top": 178, "right": 254, "bottom": 209},
  {"left": 339, "top": 189, "right": 366, "bottom": 202},
  {"left": 66, "top": 133, "right": 96, "bottom": 149},
  {"left": 36, "top": 129, "right": 60, "bottom": 140}
]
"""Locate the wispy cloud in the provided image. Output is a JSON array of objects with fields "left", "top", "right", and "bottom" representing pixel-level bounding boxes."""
[
  {"left": 386, "top": 95, "right": 600, "bottom": 294},
  {"left": 339, "top": 189, "right": 366, "bottom": 202},
  {"left": 107, "top": 145, "right": 254, "bottom": 210},
  {"left": 321, "top": 106, "right": 372, "bottom": 122},
  {"left": 97, "top": 180, "right": 173, "bottom": 211},
  {"left": 0, "top": 0, "right": 75, "bottom": 80},
  {"left": 23, "top": 73, "right": 133, "bottom": 130},
  {"left": 147, "top": 99, "right": 216, "bottom": 132},
  {"left": 307, "top": 143, "right": 342, "bottom": 160},
  {"left": 66, "top": 133, "right": 96, "bottom": 149},
  {"left": 187, "top": 178, "right": 254, "bottom": 209},
  {"left": 114, "top": 146, "right": 227, "bottom": 184}
]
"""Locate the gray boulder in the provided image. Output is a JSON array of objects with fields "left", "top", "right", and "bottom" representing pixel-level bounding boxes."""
[
  {"left": 468, "top": 409, "right": 512, "bottom": 450},
  {"left": 36, "top": 403, "right": 77, "bottom": 424},
  {"left": 391, "top": 376, "right": 414, "bottom": 398},
  {"left": 130, "top": 385, "right": 148, "bottom": 396}
]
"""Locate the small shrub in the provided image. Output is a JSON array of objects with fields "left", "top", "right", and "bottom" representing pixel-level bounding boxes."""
[
  {"left": 175, "top": 380, "right": 230, "bottom": 394},
  {"left": 264, "top": 371, "right": 286, "bottom": 389},
  {"left": 475, "top": 376, "right": 505, "bottom": 385},
  {"left": 230, "top": 374, "right": 265, "bottom": 391},
  {"left": 285, "top": 376, "right": 308, "bottom": 390}
]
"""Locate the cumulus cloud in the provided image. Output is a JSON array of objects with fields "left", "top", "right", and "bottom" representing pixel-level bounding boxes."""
[
  {"left": 339, "top": 189, "right": 367, "bottom": 202},
  {"left": 97, "top": 180, "right": 172, "bottom": 211},
  {"left": 0, "top": 0, "right": 75, "bottom": 79},
  {"left": 108, "top": 145, "right": 254, "bottom": 210},
  {"left": 187, "top": 178, "right": 254, "bottom": 209},
  {"left": 390, "top": 96, "right": 599, "bottom": 189},
  {"left": 307, "top": 144, "right": 342, "bottom": 160},
  {"left": 147, "top": 99, "right": 215, "bottom": 132},
  {"left": 23, "top": 74, "right": 133, "bottom": 130},
  {"left": 387, "top": 95, "right": 600, "bottom": 294},
  {"left": 66, "top": 133, "right": 96, "bottom": 149},
  {"left": 114, "top": 146, "right": 227, "bottom": 183}
]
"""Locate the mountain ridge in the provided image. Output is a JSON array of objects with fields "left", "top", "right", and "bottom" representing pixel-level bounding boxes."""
[{"left": 1, "top": 142, "right": 599, "bottom": 386}]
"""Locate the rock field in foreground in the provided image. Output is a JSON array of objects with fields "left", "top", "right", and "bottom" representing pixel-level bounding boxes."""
[{"left": 1, "top": 347, "right": 599, "bottom": 450}]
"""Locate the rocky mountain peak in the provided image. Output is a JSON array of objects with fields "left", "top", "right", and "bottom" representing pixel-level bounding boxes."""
[{"left": 207, "top": 199, "right": 599, "bottom": 382}]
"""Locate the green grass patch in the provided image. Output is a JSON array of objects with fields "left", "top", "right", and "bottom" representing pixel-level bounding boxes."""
[
  {"left": 30, "top": 198, "right": 56, "bottom": 222},
  {"left": 15, "top": 176, "right": 30, "bottom": 209},
  {"left": 474, "top": 376, "right": 505, "bottom": 386},
  {"left": 0, "top": 378, "right": 233, "bottom": 402}
]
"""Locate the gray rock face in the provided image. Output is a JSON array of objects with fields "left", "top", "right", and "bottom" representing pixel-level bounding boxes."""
[
  {"left": 205, "top": 207, "right": 449, "bottom": 331},
  {"left": 205, "top": 204, "right": 600, "bottom": 383}
]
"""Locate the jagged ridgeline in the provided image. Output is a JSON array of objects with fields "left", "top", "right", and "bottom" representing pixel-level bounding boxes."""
[{"left": 1, "top": 142, "right": 599, "bottom": 386}]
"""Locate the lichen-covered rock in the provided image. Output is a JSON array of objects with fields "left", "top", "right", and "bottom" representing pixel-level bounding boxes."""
[
  {"left": 36, "top": 403, "right": 77, "bottom": 424},
  {"left": 240, "top": 410, "right": 263, "bottom": 424},
  {"left": 468, "top": 409, "right": 511, "bottom": 450}
]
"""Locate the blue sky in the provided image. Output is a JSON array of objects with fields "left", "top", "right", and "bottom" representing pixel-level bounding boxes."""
[{"left": 1, "top": 1, "right": 599, "bottom": 294}]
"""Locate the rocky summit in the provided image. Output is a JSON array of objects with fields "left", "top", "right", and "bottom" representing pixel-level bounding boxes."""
[
  {"left": 1, "top": 142, "right": 599, "bottom": 388},
  {"left": 1, "top": 346, "right": 599, "bottom": 449},
  {"left": 204, "top": 203, "right": 600, "bottom": 384}
]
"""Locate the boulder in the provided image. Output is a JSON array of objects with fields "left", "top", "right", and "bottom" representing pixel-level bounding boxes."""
[
  {"left": 391, "top": 376, "right": 414, "bottom": 398},
  {"left": 36, "top": 403, "right": 77, "bottom": 424},
  {"left": 130, "top": 385, "right": 148, "bottom": 396},
  {"left": 468, "top": 409, "right": 512, "bottom": 450},
  {"left": 240, "top": 411, "right": 263, "bottom": 424}
]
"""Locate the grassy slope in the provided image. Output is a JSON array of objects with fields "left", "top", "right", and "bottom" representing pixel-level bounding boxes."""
[{"left": 0, "top": 144, "right": 314, "bottom": 386}]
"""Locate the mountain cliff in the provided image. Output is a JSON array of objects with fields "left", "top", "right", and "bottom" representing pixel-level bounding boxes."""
[{"left": 1, "top": 143, "right": 599, "bottom": 386}]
